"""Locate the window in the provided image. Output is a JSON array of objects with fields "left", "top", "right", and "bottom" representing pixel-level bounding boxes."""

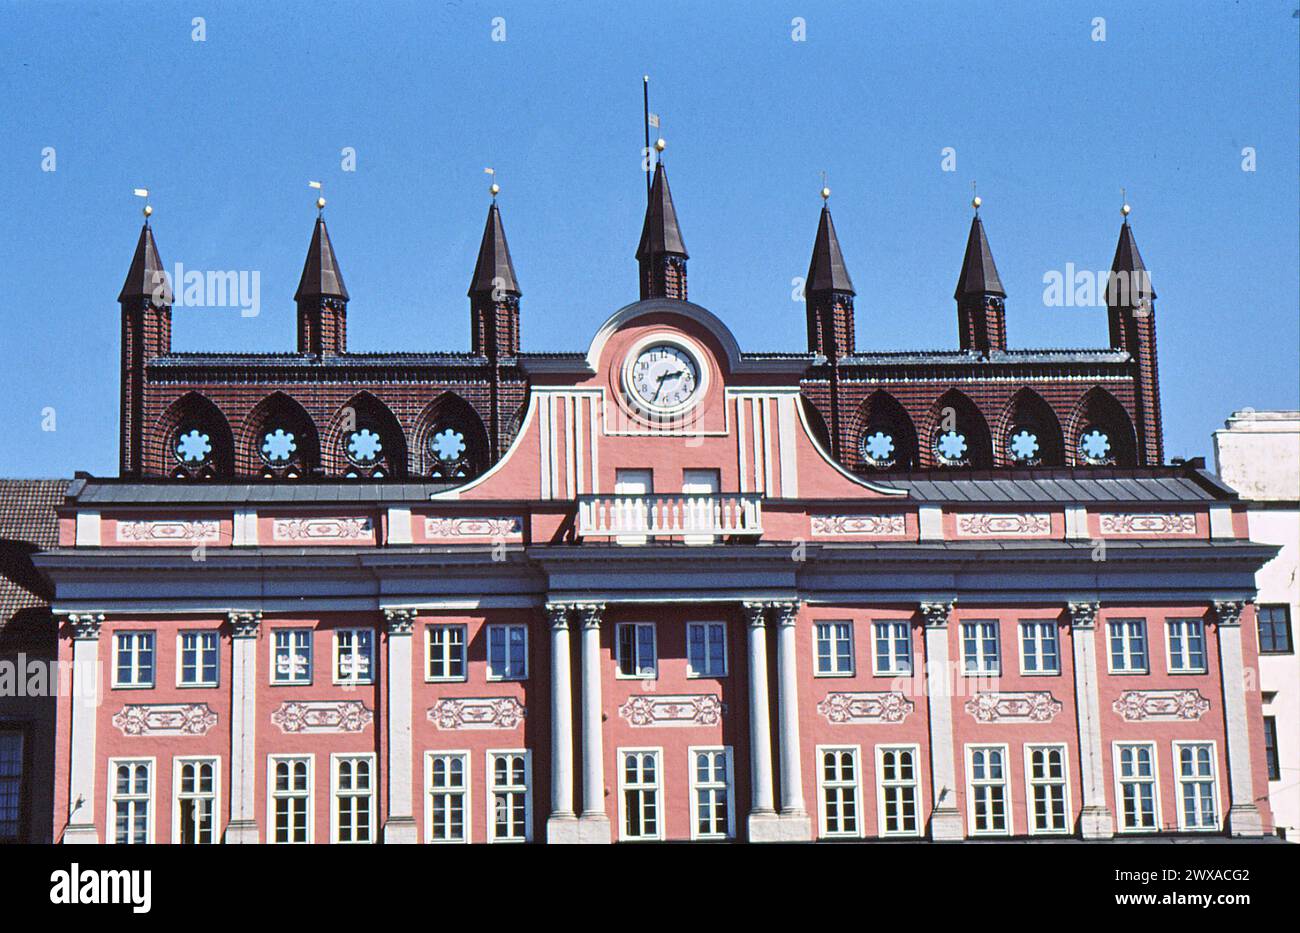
[
  {"left": 1108, "top": 619, "right": 1148, "bottom": 673},
  {"left": 961, "top": 620, "right": 1000, "bottom": 676},
  {"left": 1174, "top": 742, "right": 1218, "bottom": 831},
  {"left": 1264, "top": 717, "right": 1280, "bottom": 781},
  {"left": 620, "top": 749, "right": 663, "bottom": 841},
  {"left": 334, "top": 628, "right": 374, "bottom": 685},
  {"left": 1019, "top": 621, "right": 1059, "bottom": 675},
  {"left": 815, "top": 621, "right": 854, "bottom": 676},
  {"left": 332, "top": 754, "right": 375, "bottom": 843},
  {"left": 174, "top": 757, "right": 218, "bottom": 844},
  {"left": 427, "top": 624, "right": 467, "bottom": 681},
  {"left": 876, "top": 745, "right": 921, "bottom": 837},
  {"left": 616, "top": 623, "right": 658, "bottom": 679},
  {"left": 873, "top": 620, "right": 912, "bottom": 675},
  {"left": 1115, "top": 742, "right": 1159, "bottom": 832},
  {"left": 114, "top": 631, "right": 155, "bottom": 688},
  {"left": 488, "top": 751, "right": 531, "bottom": 842},
  {"left": 487, "top": 624, "right": 527, "bottom": 681},
  {"left": 178, "top": 631, "right": 219, "bottom": 687},
  {"left": 687, "top": 622, "right": 727, "bottom": 677},
  {"left": 1025, "top": 745, "right": 1069, "bottom": 835},
  {"left": 966, "top": 746, "right": 1009, "bottom": 836},
  {"left": 109, "top": 759, "right": 153, "bottom": 844},
  {"left": 272, "top": 629, "right": 312, "bottom": 685},
  {"left": 819, "top": 747, "right": 861, "bottom": 838},
  {"left": 269, "top": 756, "right": 313, "bottom": 844},
  {"left": 689, "top": 748, "right": 733, "bottom": 840},
  {"left": 1258, "top": 605, "right": 1293, "bottom": 654},
  {"left": 0, "top": 729, "right": 24, "bottom": 843},
  {"left": 426, "top": 752, "right": 469, "bottom": 843},
  {"left": 1166, "top": 619, "right": 1206, "bottom": 673}
]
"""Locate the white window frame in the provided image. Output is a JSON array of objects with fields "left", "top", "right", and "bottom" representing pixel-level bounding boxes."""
[
  {"left": 1172, "top": 740, "right": 1220, "bottom": 832},
  {"left": 1112, "top": 741, "right": 1161, "bottom": 833},
  {"left": 486, "top": 624, "right": 528, "bottom": 682},
  {"left": 687, "top": 746, "right": 734, "bottom": 840},
  {"left": 1166, "top": 618, "right": 1207, "bottom": 674},
  {"left": 424, "top": 750, "right": 471, "bottom": 844},
  {"left": 1023, "top": 743, "right": 1071, "bottom": 836},
  {"left": 1107, "top": 618, "right": 1149, "bottom": 674},
  {"left": 875, "top": 744, "right": 922, "bottom": 838},
  {"left": 171, "top": 755, "right": 220, "bottom": 844},
  {"left": 176, "top": 630, "right": 220, "bottom": 687},
  {"left": 107, "top": 757, "right": 155, "bottom": 845},
  {"left": 960, "top": 620, "right": 1001, "bottom": 676},
  {"left": 486, "top": 749, "right": 532, "bottom": 843},
  {"left": 333, "top": 628, "right": 375, "bottom": 686},
  {"left": 113, "top": 630, "right": 155, "bottom": 688},
  {"left": 817, "top": 745, "right": 864, "bottom": 839},
  {"left": 618, "top": 746, "right": 665, "bottom": 842},
  {"left": 425, "top": 623, "right": 468, "bottom": 682},
  {"left": 686, "top": 621, "right": 728, "bottom": 678},
  {"left": 871, "top": 620, "right": 913, "bottom": 676},
  {"left": 331, "top": 753, "right": 376, "bottom": 844},
  {"left": 814, "top": 621, "right": 855, "bottom": 677},
  {"left": 271, "top": 628, "right": 313, "bottom": 685},
  {"left": 615, "top": 622, "right": 659, "bottom": 679},
  {"left": 1017, "top": 620, "right": 1060, "bottom": 675},
  {"left": 965, "top": 744, "right": 1012, "bottom": 837},
  {"left": 267, "top": 754, "right": 314, "bottom": 845}
]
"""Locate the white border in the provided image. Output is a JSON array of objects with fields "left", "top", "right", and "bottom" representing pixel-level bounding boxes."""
[
  {"left": 964, "top": 743, "right": 1013, "bottom": 837},
  {"left": 1022, "top": 743, "right": 1071, "bottom": 836},
  {"left": 812, "top": 620, "right": 855, "bottom": 678},
  {"left": 424, "top": 750, "right": 471, "bottom": 844},
  {"left": 332, "top": 628, "right": 376, "bottom": 686},
  {"left": 959, "top": 619, "right": 1002, "bottom": 677},
  {"left": 330, "top": 752, "right": 377, "bottom": 844},
  {"left": 1105, "top": 618, "right": 1150, "bottom": 674},
  {"left": 424, "top": 623, "right": 469, "bottom": 683},
  {"left": 616, "top": 746, "right": 665, "bottom": 842},
  {"left": 1171, "top": 739, "right": 1221, "bottom": 832},
  {"left": 175, "top": 630, "right": 220, "bottom": 688},
  {"left": 486, "top": 749, "right": 532, "bottom": 843},
  {"left": 485, "top": 624, "right": 528, "bottom": 682},
  {"left": 106, "top": 756, "right": 156, "bottom": 845},
  {"left": 687, "top": 746, "right": 735, "bottom": 840},
  {"left": 620, "top": 331, "right": 710, "bottom": 420},
  {"left": 1016, "top": 620, "right": 1061, "bottom": 676},
  {"left": 1164, "top": 618, "right": 1208, "bottom": 675},
  {"left": 111, "top": 630, "right": 155, "bottom": 689},
  {"left": 1111, "top": 740, "right": 1161, "bottom": 833},
  {"left": 614, "top": 622, "right": 658, "bottom": 680},
  {"left": 171, "top": 755, "right": 221, "bottom": 844},
  {"left": 870, "top": 620, "right": 913, "bottom": 676},
  {"left": 266, "top": 754, "right": 315, "bottom": 844},
  {"left": 815, "top": 744, "right": 865, "bottom": 839},
  {"left": 269, "top": 628, "right": 314, "bottom": 686},
  {"left": 685, "top": 621, "right": 728, "bottom": 678},
  {"left": 875, "top": 744, "right": 923, "bottom": 838}
]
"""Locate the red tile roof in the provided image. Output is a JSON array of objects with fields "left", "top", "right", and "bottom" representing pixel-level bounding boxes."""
[{"left": 0, "top": 479, "right": 67, "bottom": 652}]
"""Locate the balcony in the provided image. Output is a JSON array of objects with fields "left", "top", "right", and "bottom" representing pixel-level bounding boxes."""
[{"left": 576, "top": 493, "right": 764, "bottom": 541}]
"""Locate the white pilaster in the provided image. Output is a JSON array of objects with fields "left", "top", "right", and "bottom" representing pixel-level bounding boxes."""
[
  {"left": 921, "top": 601, "right": 963, "bottom": 841},
  {"left": 225, "top": 610, "right": 261, "bottom": 844},
  {"left": 576, "top": 602, "right": 611, "bottom": 843},
  {"left": 63, "top": 613, "right": 102, "bottom": 844},
  {"left": 383, "top": 608, "right": 418, "bottom": 843},
  {"left": 744, "top": 602, "right": 786, "bottom": 841},
  {"left": 1067, "top": 601, "right": 1114, "bottom": 839},
  {"left": 1215, "top": 600, "right": 1266, "bottom": 836},
  {"left": 772, "top": 602, "right": 810, "bottom": 837},
  {"left": 546, "top": 603, "right": 578, "bottom": 842}
]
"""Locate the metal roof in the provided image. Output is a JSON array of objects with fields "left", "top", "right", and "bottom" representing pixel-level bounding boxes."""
[
  {"left": 868, "top": 468, "right": 1234, "bottom": 503},
  {"left": 69, "top": 480, "right": 456, "bottom": 505}
]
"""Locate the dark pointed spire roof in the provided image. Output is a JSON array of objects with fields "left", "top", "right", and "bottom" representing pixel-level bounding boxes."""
[
  {"left": 636, "top": 162, "right": 688, "bottom": 260},
  {"left": 117, "top": 222, "right": 167, "bottom": 303},
  {"left": 468, "top": 202, "right": 520, "bottom": 297},
  {"left": 1110, "top": 220, "right": 1156, "bottom": 300},
  {"left": 806, "top": 205, "right": 855, "bottom": 294},
  {"left": 294, "top": 216, "right": 349, "bottom": 302},
  {"left": 954, "top": 214, "right": 1005, "bottom": 300}
]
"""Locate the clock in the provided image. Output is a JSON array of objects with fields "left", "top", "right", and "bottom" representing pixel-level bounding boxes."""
[{"left": 626, "top": 341, "right": 702, "bottom": 414}]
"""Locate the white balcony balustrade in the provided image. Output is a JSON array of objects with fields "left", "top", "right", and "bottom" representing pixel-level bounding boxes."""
[{"left": 576, "top": 493, "right": 763, "bottom": 542}]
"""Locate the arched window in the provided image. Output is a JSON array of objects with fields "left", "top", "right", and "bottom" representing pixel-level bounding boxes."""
[
  {"left": 155, "top": 392, "right": 235, "bottom": 479},
  {"left": 853, "top": 391, "right": 918, "bottom": 470},
  {"left": 241, "top": 392, "right": 321, "bottom": 479},
  {"left": 927, "top": 390, "right": 993, "bottom": 469},
  {"left": 414, "top": 393, "right": 490, "bottom": 480},
  {"left": 999, "top": 389, "right": 1065, "bottom": 467},
  {"left": 1070, "top": 387, "right": 1137, "bottom": 467},
  {"left": 326, "top": 393, "right": 408, "bottom": 479}
]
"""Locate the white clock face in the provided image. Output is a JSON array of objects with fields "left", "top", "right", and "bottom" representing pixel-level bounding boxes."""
[{"left": 629, "top": 343, "right": 701, "bottom": 412}]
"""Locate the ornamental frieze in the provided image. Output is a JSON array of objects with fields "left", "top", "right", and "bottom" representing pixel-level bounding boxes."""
[
  {"left": 809, "top": 514, "right": 906, "bottom": 537},
  {"left": 964, "top": 691, "right": 1062, "bottom": 723},
  {"left": 954, "top": 513, "right": 1052, "bottom": 537},
  {"left": 423, "top": 516, "right": 524, "bottom": 540},
  {"left": 618, "top": 694, "right": 723, "bottom": 727},
  {"left": 112, "top": 704, "right": 218, "bottom": 737},
  {"left": 1098, "top": 512, "right": 1197, "bottom": 536},
  {"left": 816, "top": 692, "right": 914, "bottom": 724},
  {"left": 428, "top": 697, "right": 526, "bottom": 730},
  {"left": 116, "top": 520, "right": 220, "bottom": 544},
  {"left": 1112, "top": 689, "right": 1210, "bottom": 722},
  {"left": 271, "top": 516, "right": 374, "bottom": 542},
  {"left": 270, "top": 700, "right": 373, "bottom": 734}
]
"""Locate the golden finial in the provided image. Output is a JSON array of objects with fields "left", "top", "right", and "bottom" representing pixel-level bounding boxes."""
[
  {"left": 971, "top": 180, "right": 981, "bottom": 212},
  {"left": 133, "top": 187, "right": 151, "bottom": 223},
  {"left": 485, "top": 167, "right": 499, "bottom": 199},
  {"left": 654, "top": 137, "right": 666, "bottom": 153},
  {"left": 820, "top": 170, "right": 830, "bottom": 201},
  {"left": 1120, "top": 188, "right": 1131, "bottom": 218},
  {"left": 309, "top": 180, "right": 325, "bottom": 215}
]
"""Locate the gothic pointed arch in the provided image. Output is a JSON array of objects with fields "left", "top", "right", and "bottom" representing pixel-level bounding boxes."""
[
  {"left": 153, "top": 392, "right": 234, "bottom": 479},
  {"left": 413, "top": 392, "right": 490, "bottom": 480},
  {"left": 1069, "top": 387, "right": 1137, "bottom": 467},
  {"left": 239, "top": 392, "right": 322, "bottom": 479},
  {"left": 324, "top": 392, "right": 408, "bottom": 478},
  {"left": 924, "top": 389, "right": 993, "bottom": 468},
  {"left": 998, "top": 388, "right": 1065, "bottom": 467},
  {"left": 851, "top": 390, "right": 918, "bottom": 470}
]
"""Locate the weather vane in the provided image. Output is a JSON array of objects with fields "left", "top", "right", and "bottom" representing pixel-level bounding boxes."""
[
  {"left": 133, "top": 187, "right": 151, "bottom": 224},
  {"left": 308, "top": 180, "right": 325, "bottom": 216},
  {"left": 485, "top": 167, "right": 499, "bottom": 200}
]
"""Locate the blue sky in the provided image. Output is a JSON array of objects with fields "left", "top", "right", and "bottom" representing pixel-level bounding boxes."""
[{"left": 1, "top": 0, "right": 1296, "bottom": 477}]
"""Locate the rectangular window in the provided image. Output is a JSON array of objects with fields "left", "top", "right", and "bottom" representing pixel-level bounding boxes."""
[
  {"left": 488, "top": 751, "right": 531, "bottom": 842},
  {"left": 966, "top": 745, "right": 1009, "bottom": 836},
  {"left": 961, "top": 621, "right": 1000, "bottom": 676},
  {"left": 1257, "top": 605, "right": 1293, "bottom": 654},
  {"left": 819, "top": 747, "right": 861, "bottom": 838},
  {"left": 620, "top": 749, "right": 663, "bottom": 841},
  {"left": 1115, "top": 742, "right": 1159, "bottom": 832},
  {"left": 334, "top": 629, "right": 374, "bottom": 685},
  {"left": 1174, "top": 742, "right": 1218, "bottom": 831},
  {"left": 426, "top": 624, "right": 467, "bottom": 681},
  {"left": 174, "top": 757, "right": 218, "bottom": 844},
  {"left": 686, "top": 622, "right": 727, "bottom": 678},
  {"left": 814, "top": 621, "right": 854, "bottom": 676},
  {"left": 0, "top": 729, "right": 24, "bottom": 843},
  {"left": 109, "top": 759, "right": 153, "bottom": 844},
  {"left": 616, "top": 623, "right": 658, "bottom": 678},
  {"left": 272, "top": 629, "right": 313, "bottom": 685},
  {"left": 689, "top": 747, "right": 733, "bottom": 840},
  {"left": 1264, "top": 717, "right": 1280, "bottom": 781},
  {"left": 1108, "top": 619, "right": 1148, "bottom": 673},
  {"left": 1025, "top": 745, "right": 1069, "bottom": 835},
  {"left": 178, "top": 631, "right": 219, "bottom": 687},
  {"left": 426, "top": 752, "right": 469, "bottom": 843},
  {"left": 1166, "top": 619, "right": 1206, "bottom": 673},
  {"left": 876, "top": 745, "right": 921, "bottom": 837},
  {"left": 269, "top": 755, "right": 313, "bottom": 844},
  {"left": 332, "top": 754, "right": 375, "bottom": 843},
  {"left": 872, "top": 621, "right": 912, "bottom": 675},
  {"left": 487, "top": 625, "right": 528, "bottom": 681},
  {"left": 114, "top": 631, "right": 155, "bottom": 688},
  {"left": 1019, "top": 621, "right": 1059, "bottom": 675}
]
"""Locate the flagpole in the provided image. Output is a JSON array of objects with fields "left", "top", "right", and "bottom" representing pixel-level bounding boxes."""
[{"left": 643, "top": 75, "right": 651, "bottom": 200}]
